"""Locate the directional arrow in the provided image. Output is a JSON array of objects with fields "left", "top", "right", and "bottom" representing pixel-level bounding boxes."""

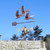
[{"left": 12, "top": 21, "right": 35, "bottom": 26}]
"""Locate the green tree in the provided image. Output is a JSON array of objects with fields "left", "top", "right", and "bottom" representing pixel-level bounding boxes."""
[
  {"left": 11, "top": 25, "right": 43, "bottom": 40},
  {"left": 11, "top": 34, "right": 18, "bottom": 40}
]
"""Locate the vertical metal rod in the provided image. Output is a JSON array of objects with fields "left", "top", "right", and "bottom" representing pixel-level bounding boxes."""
[
  {"left": 24, "top": 13, "right": 26, "bottom": 40},
  {"left": 25, "top": 19, "right": 26, "bottom": 27},
  {"left": 25, "top": 13, "right": 26, "bottom": 33},
  {"left": 25, "top": 13, "right": 26, "bottom": 27}
]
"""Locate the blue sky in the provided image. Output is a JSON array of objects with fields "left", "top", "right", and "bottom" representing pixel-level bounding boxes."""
[{"left": 0, "top": 0, "right": 50, "bottom": 40}]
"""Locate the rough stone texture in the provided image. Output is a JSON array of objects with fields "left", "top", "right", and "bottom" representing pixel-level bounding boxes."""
[
  {"left": 0, "top": 40, "right": 46, "bottom": 50},
  {"left": 45, "top": 35, "right": 50, "bottom": 50}
]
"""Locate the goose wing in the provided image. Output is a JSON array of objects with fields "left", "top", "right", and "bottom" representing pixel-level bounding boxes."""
[
  {"left": 16, "top": 10, "right": 18, "bottom": 16},
  {"left": 21, "top": 6, "right": 24, "bottom": 12},
  {"left": 25, "top": 13, "right": 29, "bottom": 18}
]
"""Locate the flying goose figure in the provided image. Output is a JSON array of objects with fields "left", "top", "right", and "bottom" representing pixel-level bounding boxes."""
[
  {"left": 16, "top": 10, "right": 24, "bottom": 19},
  {"left": 25, "top": 13, "right": 34, "bottom": 20},
  {"left": 21, "top": 6, "right": 30, "bottom": 14}
]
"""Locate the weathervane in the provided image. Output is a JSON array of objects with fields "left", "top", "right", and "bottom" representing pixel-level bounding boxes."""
[{"left": 12, "top": 6, "right": 35, "bottom": 35}]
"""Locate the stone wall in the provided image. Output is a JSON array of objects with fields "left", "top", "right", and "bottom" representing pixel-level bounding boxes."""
[
  {"left": 0, "top": 40, "right": 46, "bottom": 50},
  {"left": 45, "top": 35, "right": 50, "bottom": 50}
]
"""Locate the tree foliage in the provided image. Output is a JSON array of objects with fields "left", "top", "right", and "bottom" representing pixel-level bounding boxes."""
[
  {"left": 11, "top": 25, "right": 43, "bottom": 40},
  {"left": 11, "top": 34, "right": 18, "bottom": 40}
]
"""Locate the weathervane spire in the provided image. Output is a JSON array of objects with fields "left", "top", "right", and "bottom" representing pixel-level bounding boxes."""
[{"left": 12, "top": 6, "right": 35, "bottom": 35}]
